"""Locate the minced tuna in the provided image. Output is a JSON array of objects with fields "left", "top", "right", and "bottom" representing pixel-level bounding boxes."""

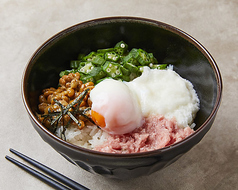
[{"left": 94, "top": 115, "right": 194, "bottom": 153}]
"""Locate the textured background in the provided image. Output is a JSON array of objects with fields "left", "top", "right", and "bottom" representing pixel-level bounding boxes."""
[{"left": 0, "top": 0, "right": 237, "bottom": 189}]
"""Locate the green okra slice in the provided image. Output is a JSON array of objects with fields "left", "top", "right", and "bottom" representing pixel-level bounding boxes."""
[
  {"left": 136, "top": 49, "right": 152, "bottom": 66},
  {"left": 148, "top": 53, "right": 158, "bottom": 64},
  {"left": 88, "top": 67, "right": 107, "bottom": 81},
  {"left": 105, "top": 51, "right": 120, "bottom": 62},
  {"left": 128, "top": 48, "right": 158, "bottom": 66},
  {"left": 70, "top": 60, "right": 81, "bottom": 69},
  {"left": 130, "top": 48, "right": 140, "bottom": 59},
  {"left": 121, "top": 75, "right": 130, "bottom": 82},
  {"left": 82, "top": 52, "right": 96, "bottom": 62},
  {"left": 114, "top": 41, "right": 128, "bottom": 55},
  {"left": 59, "top": 69, "right": 75, "bottom": 77},
  {"left": 95, "top": 77, "right": 113, "bottom": 84},
  {"left": 92, "top": 55, "right": 105, "bottom": 65},
  {"left": 102, "top": 61, "right": 122, "bottom": 78},
  {"left": 83, "top": 52, "right": 105, "bottom": 65},
  {"left": 123, "top": 62, "right": 138, "bottom": 73},
  {"left": 123, "top": 52, "right": 139, "bottom": 66},
  {"left": 120, "top": 66, "right": 130, "bottom": 76},
  {"left": 97, "top": 48, "right": 114, "bottom": 53},
  {"left": 150, "top": 64, "right": 167, "bottom": 70},
  {"left": 80, "top": 75, "right": 95, "bottom": 83},
  {"left": 78, "top": 62, "right": 95, "bottom": 74}
]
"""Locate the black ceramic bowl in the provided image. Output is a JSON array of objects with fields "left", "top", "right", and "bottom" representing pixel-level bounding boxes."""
[{"left": 22, "top": 17, "right": 222, "bottom": 180}]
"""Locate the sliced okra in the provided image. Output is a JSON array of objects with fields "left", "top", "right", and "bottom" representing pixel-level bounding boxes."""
[
  {"left": 150, "top": 64, "right": 167, "bottom": 70},
  {"left": 88, "top": 67, "right": 107, "bottom": 81},
  {"left": 130, "top": 48, "right": 140, "bottom": 59},
  {"left": 92, "top": 55, "right": 105, "bottom": 65},
  {"left": 83, "top": 52, "right": 105, "bottom": 65},
  {"left": 114, "top": 41, "right": 128, "bottom": 55},
  {"left": 59, "top": 41, "right": 162, "bottom": 84},
  {"left": 129, "top": 48, "right": 157, "bottom": 66},
  {"left": 80, "top": 75, "right": 95, "bottom": 83},
  {"left": 148, "top": 53, "right": 158, "bottom": 64},
  {"left": 121, "top": 75, "right": 130, "bottom": 82},
  {"left": 123, "top": 62, "right": 138, "bottom": 73},
  {"left": 78, "top": 62, "right": 95, "bottom": 74},
  {"left": 137, "top": 49, "right": 151, "bottom": 66},
  {"left": 97, "top": 48, "right": 114, "bottom": 53},
  {"left": 95, "top": 77, "right": 113, "bottom": 84},
  {"left": 123, "top": 52, "right": 139, "bottom": 66},
  {"left": 70, "top": 60, "right": 81, "bottom": 69},
  {"left": 105, "top": 51, "right": 120, "bottom": 62},
  {"left": 120, "top": 66, "right": 130, "bottom": 76},
  {"left": 59, "top": 69, "right": 75, "bottom": 77},
  {"left": 102, "top": 61, "right": 122, "bottom": 78}
]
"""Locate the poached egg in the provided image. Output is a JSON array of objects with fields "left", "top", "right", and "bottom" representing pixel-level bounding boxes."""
[{"left": 90, "top": 79, "right": 143, "bottom": 135}]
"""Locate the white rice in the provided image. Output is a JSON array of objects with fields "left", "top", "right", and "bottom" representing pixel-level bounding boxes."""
[{"left": 59, "top": 124, "right": 109, "bottom": 149}]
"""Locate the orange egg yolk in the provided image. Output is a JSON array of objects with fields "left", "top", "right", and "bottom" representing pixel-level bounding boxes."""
[{"left": 91, "top": 110, "right": 106, "bottom": 128}]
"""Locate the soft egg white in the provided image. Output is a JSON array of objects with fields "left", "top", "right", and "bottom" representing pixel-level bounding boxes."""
[{"left": 90, "top": 79, "right": 143, "bottom": 135}]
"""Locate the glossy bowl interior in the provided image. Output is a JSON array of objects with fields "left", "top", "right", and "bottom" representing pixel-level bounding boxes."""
[{"left": 22, "top": 17, "right": 222, "bottom": 179}]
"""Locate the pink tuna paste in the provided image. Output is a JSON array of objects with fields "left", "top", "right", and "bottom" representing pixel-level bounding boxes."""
[{"left": 94, "top": 115, "right": 194, "bottom": 153}]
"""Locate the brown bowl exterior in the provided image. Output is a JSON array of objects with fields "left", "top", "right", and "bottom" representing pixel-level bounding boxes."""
[{"left": 22, "top": 17, "right": 222, "bottom": 180}]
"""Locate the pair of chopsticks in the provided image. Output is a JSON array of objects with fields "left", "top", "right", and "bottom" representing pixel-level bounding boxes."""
[{"left": 5, "top": 148, "right": 89, "bottom": 190}]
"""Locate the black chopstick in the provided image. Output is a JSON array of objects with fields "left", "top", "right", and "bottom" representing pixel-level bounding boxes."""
[
  {"left": 5, "top": 155, "right": 70, "bottom": 190},
  {"left": 5, "top": 148, "right": 89, "bottom": 190}
]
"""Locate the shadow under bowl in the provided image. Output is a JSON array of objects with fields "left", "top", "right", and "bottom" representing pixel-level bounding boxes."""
[{"left": 22, "top": 17, "right": 222, "bottom": 180}]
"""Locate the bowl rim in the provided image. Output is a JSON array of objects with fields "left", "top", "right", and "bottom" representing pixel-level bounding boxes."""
[{"left": 22, "top": 16, "right": 223, "bottom": 158}]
